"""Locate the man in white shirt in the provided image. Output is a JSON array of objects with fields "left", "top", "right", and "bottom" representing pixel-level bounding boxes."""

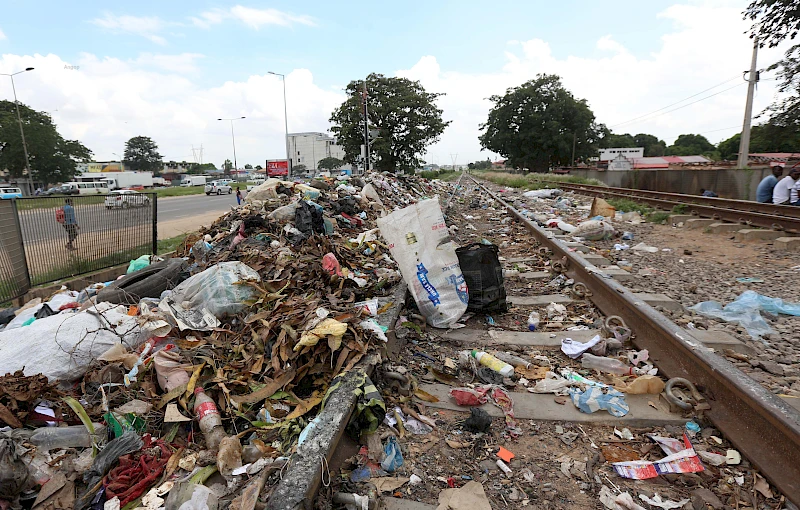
[
  {"left": 773, "top": 168, "right": 799, "bottom": 205},
  {"left": 792, "top": 177, "right": 800, "bottom": 206}
]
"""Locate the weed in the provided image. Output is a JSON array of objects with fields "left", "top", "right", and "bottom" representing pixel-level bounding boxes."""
[
  {"left": 671, "top": 204, "right": 689, "bottom": 214},
  {"left": 647, "top": 211, "right": 671, "bottom": 224},
  {"left": 158, "top": 234, "right": 191, "bottom": 254},
  {"left": 606, "top": 198, "right": 653, "bottom": 215}
]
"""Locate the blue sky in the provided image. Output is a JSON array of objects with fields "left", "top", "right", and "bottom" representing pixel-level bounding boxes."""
[{"left": 0, "top": 1, "right": 788, "bottom": 167}]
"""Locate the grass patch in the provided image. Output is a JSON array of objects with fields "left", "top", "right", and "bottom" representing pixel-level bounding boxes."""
[
  {"left": 606, "top": 198, "right": 653, "bottom": 215},
  {"left": 473, "top": 170, "right": 606, "bottom": 190},
  {"left": 15, "top": 195, "right": 105, "bottom": 211},
  {"left": 646, "top": 211, "right": 671, "bottom": 223},
  {"left": 31, "top": 245, "right": 150, "bottom": 286},
  {"left": 158, "top": 234, "right": 191, "bottom": 255},
  {"left": 671, "top": 204, "right": 689, "bottom": 214},
  {"left": 155, "top": 186, "right": 205, "bottom": 198},
  {"left": 417, "top": 170, "right": 462, "bottom": 181}
]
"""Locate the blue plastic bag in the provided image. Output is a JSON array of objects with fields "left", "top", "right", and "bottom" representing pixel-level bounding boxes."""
[
  {"left": 381, "top": 436, "right": 403, "bottom": 473},
  {"left": 569, "top": 386, "right": 629, "bottom": 417},
  {"left": 690, "top": 290, "right": 800, "bottom": 340}
]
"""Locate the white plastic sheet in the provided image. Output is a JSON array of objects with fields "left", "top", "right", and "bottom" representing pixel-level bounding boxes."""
[{"left": 690, "top": 290, "right": 800, "bottom": 340}]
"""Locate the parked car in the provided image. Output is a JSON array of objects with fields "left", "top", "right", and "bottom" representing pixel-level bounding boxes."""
[
  {"left": 0, "top": 187, "right": 22, "bottom": 199},
  {"left": 204, "top": 181, "right": 233, "bottom": 195},
  {"left": 104, "top": 190, "right": 151, "bottom": 209}
]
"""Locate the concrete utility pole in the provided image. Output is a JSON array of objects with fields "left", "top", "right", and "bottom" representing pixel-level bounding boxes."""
[
  {"left": 363, "top": 78, "right": 370, "bottom": 173},
  {"left": 737, "top": 38, "right": 759, "bottom": 169},
  {"left": 268, "top": 72, "right": 291, "bottom": 176},
  {"left": 1, "top": 68, "right": 35, "bottom": 195}
]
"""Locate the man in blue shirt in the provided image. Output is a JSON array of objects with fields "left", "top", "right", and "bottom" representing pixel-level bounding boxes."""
[
  {"left": 63, "top": 198, "right": 79, "bottom": 250},
  {"left": 756, "top": 166, "right": 784, "bottom": 203}
]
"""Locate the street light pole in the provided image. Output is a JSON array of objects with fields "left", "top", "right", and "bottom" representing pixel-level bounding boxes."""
[
  {"left": 1, "top": 67, "right": 35, "bottom": 195},
  {"left": 218, "top": 116, "right": 245, "bottom": 174},
  {"left": 268, "top": 72, "right": 291, "bottom": 176}
]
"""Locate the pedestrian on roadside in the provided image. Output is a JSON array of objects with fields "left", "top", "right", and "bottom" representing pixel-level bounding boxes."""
[
  {"left": 756, "top": 165, "right": 784, "bottom": 203},
  {"left": 773, "top": 168, "right": 800, "bottom": 205},
  {"left": 62, "top": 198, "right": 79, "bottom": 250},
  {"left": 235, "top": 187, "right": 242, "bottom": 205}
]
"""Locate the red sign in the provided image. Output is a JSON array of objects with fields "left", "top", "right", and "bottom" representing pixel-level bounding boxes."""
[{"left": 267, "top": 160, "right": 289, "bottom": 177}]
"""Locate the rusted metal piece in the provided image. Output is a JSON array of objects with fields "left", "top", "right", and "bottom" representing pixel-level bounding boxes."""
[
  {"left": 557, "top": 182, "right": 800, "bottom": 234},
  {"left": 571, "top": 282, "right": 592, "bottom": 298},
  {"left": 469, "top": 175, "right": 800, "bottom": 504},
  {"left": 665, "top": 377, "right": 706, "bottom": 411}
]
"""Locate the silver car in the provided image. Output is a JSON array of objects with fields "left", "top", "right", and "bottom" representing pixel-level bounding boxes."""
[{"left": 204, "top": 181, "right": 233, "bottom": 195}]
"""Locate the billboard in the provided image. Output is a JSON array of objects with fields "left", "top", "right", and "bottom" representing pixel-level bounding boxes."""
[
  {"left": 267, "top": 159, "right": 289, "bottom": 177},
  {"left": 87, "top": 162, "right": 124, "bottom": 173}
]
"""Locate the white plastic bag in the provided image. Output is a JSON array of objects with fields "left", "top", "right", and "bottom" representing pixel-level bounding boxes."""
[
  {"left": 169, "top": 262, "right": 261, "bottom": 318},
  {"left": 0, "top": 302, "right": 154, "bottom": 382},
  {"left": 572, "top": 220, "right": 615, "bottom": 241},
  {"left": 377, "top": 198, "right": 467, "bottom": 328}
]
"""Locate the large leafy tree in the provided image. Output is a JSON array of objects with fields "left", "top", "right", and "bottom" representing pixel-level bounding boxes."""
[
  {"left": 222, "top": 159, "right": 233, "bottom": 171},
  {"left": 318, "top": 156, "right": 344, "bottom": 171},
  {"left": 330, "top": 73, "right": 449, "bottom": 172},
  {"left": 187, "top": 162, "right": 217, "bottom": 174},
  {"left": 599, "top": 132, "right": 636, "bottom": 148},
  {"left": 718, "top": 123, "right": 800, "bottom": 159},
  {"left": 0, "top": 101, "right": 92, "bottom": 187},
  {"left": 123, "top": 136, "right": 163, "bottom": 174},
  {"left": 598, "top": 130, "right": 666, "bottom": 157},
  {"left": 665, "top": 134, "right": 716, "bottom": 156},
  {"left": 479, "top": 74, "right": 603, "bottom": 172},
  {"left": 745, "top": 1, "right": 800, "bottom": 126}
]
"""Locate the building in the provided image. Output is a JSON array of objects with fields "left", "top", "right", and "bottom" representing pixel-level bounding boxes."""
[
  {"left": 288, "top": 132, "right": 348, "bottom": 170},
  {"left": 598, "top": 148, "right": 644, "bottom": 162}
]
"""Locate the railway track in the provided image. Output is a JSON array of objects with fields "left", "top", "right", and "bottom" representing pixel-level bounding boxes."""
[
  {"left": 553, "top": 181, "right": 800, "bottom": 234},
  {"left": 467, "top": 174, "right": 800, "bottom": 504}
]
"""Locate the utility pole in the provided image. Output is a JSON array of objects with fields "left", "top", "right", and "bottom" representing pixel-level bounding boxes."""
[
  {"left": 363, "top": 77, "right": 370, "bottom": 173},
  {"left": 571, "top": 132, "right": 577, "bottom": 168},
  {"left": 450, "top": 153, "right": 458, "bottom": 172},
  {"left": 737, "top": 38, "right": 759, "bottom": 169}
]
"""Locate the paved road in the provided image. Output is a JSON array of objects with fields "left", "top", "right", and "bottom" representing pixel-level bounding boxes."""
[
  {"left": 157, "top": 192, "right": 237, "bottom": 222},
  {"left": 18, "top": 193, "right": 237, "bottom": 244}
]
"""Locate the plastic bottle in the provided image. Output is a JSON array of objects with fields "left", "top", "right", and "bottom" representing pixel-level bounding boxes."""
[
  {"left": 527, "top": 311, "right": 540, "bottom": 331},
  {"left": 471, "top": 350, "right": 514, "bottom": 377},
  {"left": 492, "top": 351, "right": 531, "bottom": 369},
  {"left": 193, "top": 387, "right": 226, "bottom": 451},
  {"left": 30, "top": 424, "right": 107, "bottom": 451},
  {"left": 580, "top": 353, "right": 634, "bottom": 375}
]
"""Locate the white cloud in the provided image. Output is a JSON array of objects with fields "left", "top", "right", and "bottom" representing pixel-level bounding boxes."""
[
  {"left": 0, "top": 28, "right": 6, "bottom": 41},
  {"left": 0, "top": 52, "right": 343, "bottom": 168},
  {"left": 398, "top": 1, "right": 789, "bottom": 164},
  {"left": 191, "top": 6, "right": 315, "bottom": 29},
  {"left": 89, "top": 13, "right": 167, "bottom": 45}
]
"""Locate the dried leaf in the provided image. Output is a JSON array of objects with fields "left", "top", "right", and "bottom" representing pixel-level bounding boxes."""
[
  {"left": 754, "top": 474, "right": 773, "bottom": 499},
  {"left": 231, "top": 370, "right": 297, "bottom": 405},
  {"left": 0, "top": 401, "right": 22, "bottom": 428},
  {"left": 250, "top": 355, "right": 264, "bottom": 374},
  {"left": 283, "top": 395, "right": 323, "bottom": 421},
  {"left": 414, "top": 388, "right": 439, "bottom": 403},
  {"left": 446, "top": 439, "right": 470, "bottom": 449},
  {"left": 430, "top": 368, "right": 458, "bottom": 386}
]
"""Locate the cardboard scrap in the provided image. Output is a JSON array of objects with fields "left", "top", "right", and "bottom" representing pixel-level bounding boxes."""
[
  {"left": 372, "top": 477, "right": 410, "bottom": 493},
  {"left": 164, "top": 403, "right": 191, "bottom": 422},
  {"left": 437, "top": 481, "right": 492, "bottom": 510}
]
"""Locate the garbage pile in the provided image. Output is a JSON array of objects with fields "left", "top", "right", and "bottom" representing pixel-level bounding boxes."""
[{"left": 0, "top": 172, "right": 459, "bottom": 509}]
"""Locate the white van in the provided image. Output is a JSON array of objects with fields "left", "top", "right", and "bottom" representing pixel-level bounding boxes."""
[{"left": 66, "top": 182, "right": 110, "bottom": 195}]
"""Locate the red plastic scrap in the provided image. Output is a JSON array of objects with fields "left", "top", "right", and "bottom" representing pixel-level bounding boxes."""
[{"left": 103, "top": 435, "right": 172, "bottom": 506}]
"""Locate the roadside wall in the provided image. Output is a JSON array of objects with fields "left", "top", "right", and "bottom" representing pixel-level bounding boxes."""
[{"left": 568, "top": 168, "right": 773, "bottom": 201}]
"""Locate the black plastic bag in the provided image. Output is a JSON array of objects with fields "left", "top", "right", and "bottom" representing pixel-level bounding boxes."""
[
  {"left": 294, "top": 201, "right": 325, "bottom": 237},
  {"left": 35, "top": 304, "right": 58, "bottom": 319},
  {"left": 455, "top": 243, "right": 507, "bottom": 312},
  {"left": 463, "top": 408, "right": 491, "bottom": 433}
]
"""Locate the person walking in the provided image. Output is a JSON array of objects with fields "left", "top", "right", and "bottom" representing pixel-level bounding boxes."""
[
  {"left": 773, "top": 168, "right": 800, "bottom": 205},
  {"left": 62, "top": 198, "right": 79, "bottom": 250},
  {"left": 756, "top": 165, "right": 784, "bottom": 203},
  {"left": 236, "top": 187, "right": 242, "bottom": 205}
]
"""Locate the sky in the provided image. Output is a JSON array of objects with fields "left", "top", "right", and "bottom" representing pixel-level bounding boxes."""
[{"left": 0, "top": 0, "right": 791, "bottom": 168}]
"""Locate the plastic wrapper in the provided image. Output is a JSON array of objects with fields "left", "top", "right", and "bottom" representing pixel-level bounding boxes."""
[
  {"left": 571, "top": 220, "right": 615, "bottom": 241},
  {"left": 127, "top": 255, "right": 151, "bottom": 274},
  {"left": 381, "top": 437, "right": 403, "bottom": 473},
  {"left": 689, "top": 290, "right": 800, "bottom": 340},
  {"left": 78, "top": 431, "right": 143, "bottom": 510},
  {"left": 0, "top": 438, "right": 29, "bottom": 501},
  {"left": 377, "top": 199, "right": 468, "bottom": 328},
  {"left": 168, "top": 261, "right": 261, "bottom": 318},
  {"left": 612, "top": 434, "right": 703, "bottom": 480},
  {"left": 523, "top": 189, "right": 562, "bottom": 199}
]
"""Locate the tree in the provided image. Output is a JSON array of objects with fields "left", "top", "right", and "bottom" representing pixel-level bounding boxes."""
[
  {"left": 467, "top": 159, "right": 492, "bottom": 170},
  {"left": 255, "top": 165, "right": 263, "bottom": 170},
  {"left": 665, "top": 134, "right": 716, "bottom": 156},
  {"left": 634, "top": 133, "right": 667, "bottom": 157},
  {"left": 718, "top": 123, "right": 800, "bottom": 159},
  {"left": 123, "top": 136, "right": 163, "bottom": 174},
  {"left": 745, "top": 1, "right": 800, "bottom": 126},
  {"left": 330, "top": 73, "right": 449, "bottom": 172},
  {"left": 244, "top": 163, "right": 253, "bottom": 169},
  {"left": 294, "top": 164, "right": 307, "bottom": 173},
  {"left": 187, "top": 163, "right": 217, "bottom": 174},
  {"left": 222, "top": 159, "right": 233, "bottom": 171},
  {"left": 0, "top": 101, "right": 92, "bottom": 187},
  {"left": 479, "top": 74, "right": 603, "bottom": 172},
  {"left": 599, "top": 132, "right": 636, "bottom": 149},
  {"left": 318, "top": 156, "right": 344, "bottom": 171}
]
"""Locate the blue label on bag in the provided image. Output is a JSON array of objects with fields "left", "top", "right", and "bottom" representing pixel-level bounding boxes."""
[
  {"left": 448, "top": 273, "right": 469, "bottom": 304},
  {"left": 416, "top": 263, "right": 441, "bottom": 306}
]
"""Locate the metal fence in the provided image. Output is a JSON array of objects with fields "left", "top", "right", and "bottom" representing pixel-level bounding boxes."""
[{"left": 0, "top": 193, "right": 157, "bottom": 303}]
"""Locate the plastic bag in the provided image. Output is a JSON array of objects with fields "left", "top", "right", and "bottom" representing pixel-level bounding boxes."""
[
  {"left": 571, "top": 220, "right": 615, "bottom": 241},
  {"left": 689, "top": 290, "right": 800, "bottom": 340},
  {"left": 127, "top": 255, "right": 151, "bottom": 274},
  {"left": 456, "top": 243, "right": 507, "bottom": 313},
  {"left": 169, "top": 262, "right": 260, "bottom": 318},
  {"left": 377, "top": 199, "right": 468, "bottom": 328},
  {"left": 295, "top": 201, "right": 325, "bottom": 237},
  {"left": 381, "top": 437, "right": 403, "bottom": 473},
  {"left": 78, "top": 432, "right": 143, "bottom": 509},
  {"left": 267, "top": 202, "right": 299, "bottom": 223},
  {"left": 523, "top": 189, "right": 562, "bottom": 199},
  {"left": 530, "top": 372, "right": 571, "bottom": 395}
]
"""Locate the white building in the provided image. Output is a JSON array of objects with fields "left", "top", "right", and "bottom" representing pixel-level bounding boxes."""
[
  {"left": 598, "top": 147, "right": 644, "bottom": 162},
  {"left": 288, "top": 132, "right": 348, "bottom": 170}
]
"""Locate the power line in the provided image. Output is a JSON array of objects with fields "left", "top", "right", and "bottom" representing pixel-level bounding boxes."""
[
  {"left": 609, "top": 74, "right": 742, "bottom": 129},
  {"left": 611, "top": 82, "right": 746, "bottom": 129}
]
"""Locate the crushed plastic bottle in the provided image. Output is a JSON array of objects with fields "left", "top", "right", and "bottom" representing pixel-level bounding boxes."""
[
  {"left": 492, "top": 351, "right": 531, "bottom": 369},
  {"left": 527, "top": 311, "right": 540, "bottom": 331},
  {"left": 193, "top": 387, "right": 226, "bottom": 451},
  {"left": 581, "top": 353, "right": 634, "bottom": 375}
]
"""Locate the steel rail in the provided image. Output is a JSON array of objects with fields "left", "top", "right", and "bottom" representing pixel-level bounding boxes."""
[
  {"left": 554, "top": 182, "right": 800, "bottom": 234},
  {"left": 470, "top": 175, "right": 800, "bottom": 504}
]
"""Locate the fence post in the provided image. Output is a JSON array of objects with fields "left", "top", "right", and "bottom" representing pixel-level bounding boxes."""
[{"left": 152, "top": 194, "right": 158, "bottom": 255}]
